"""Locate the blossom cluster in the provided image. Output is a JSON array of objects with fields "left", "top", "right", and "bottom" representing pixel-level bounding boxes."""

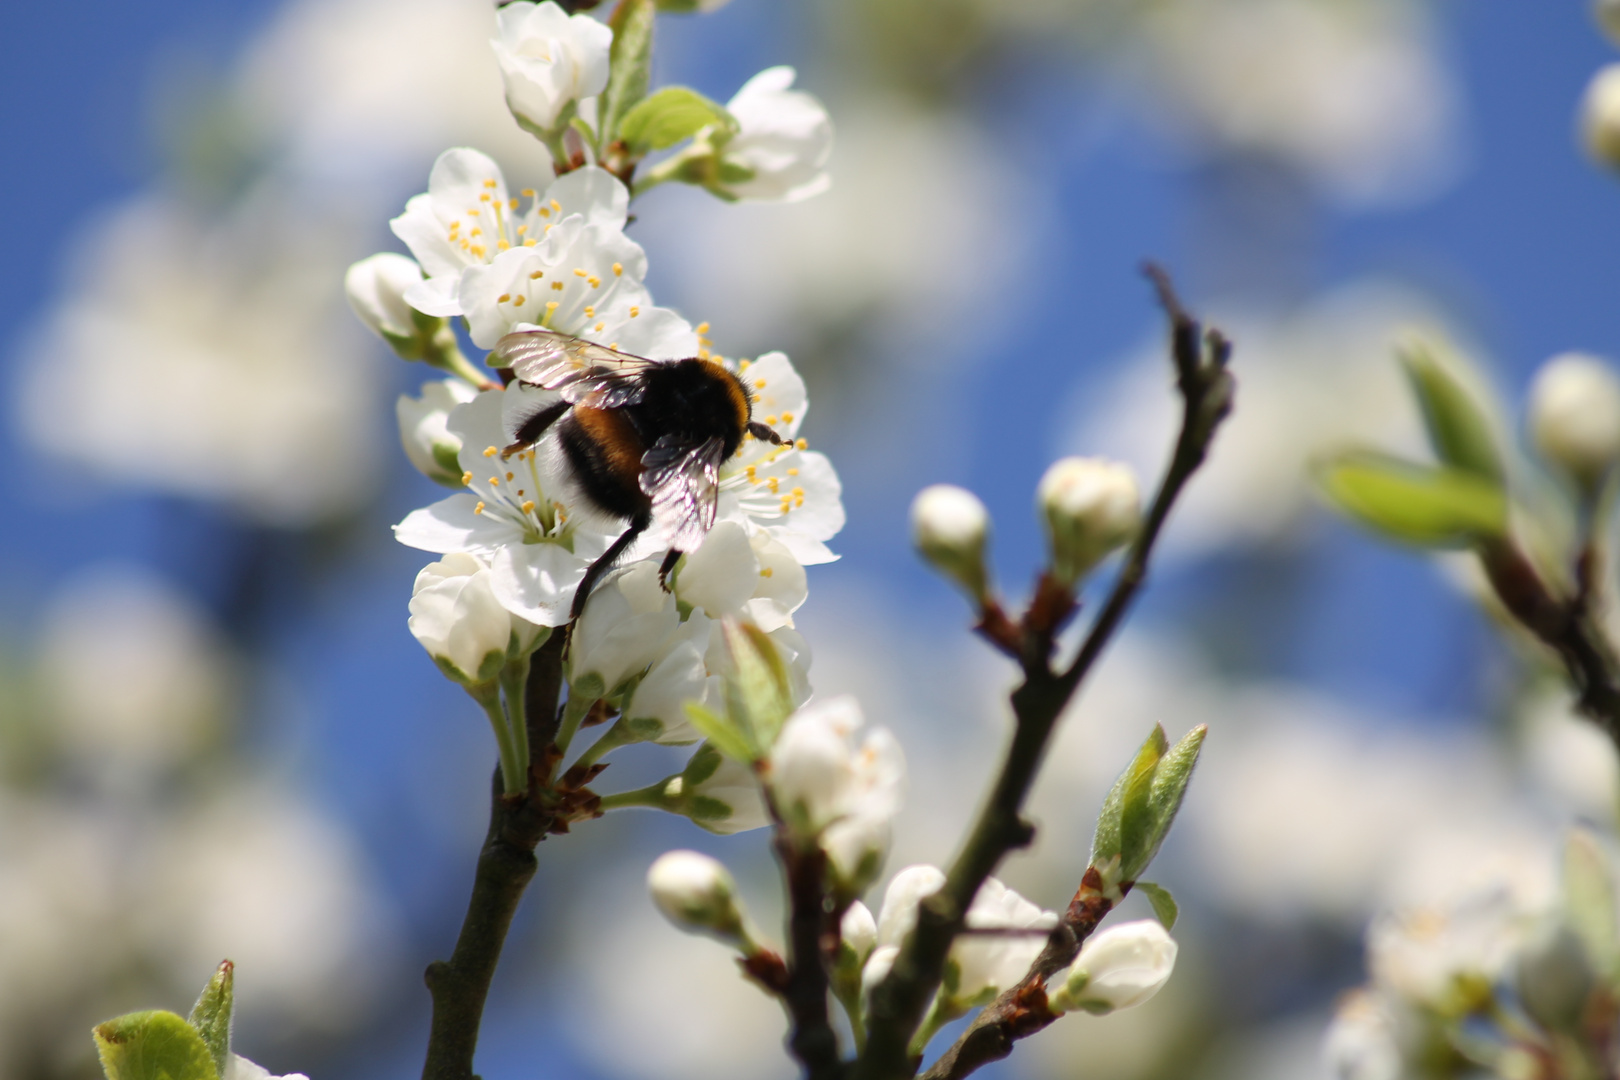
[{"left": 347, "top": 1, "right": 840, "bottom": 824}]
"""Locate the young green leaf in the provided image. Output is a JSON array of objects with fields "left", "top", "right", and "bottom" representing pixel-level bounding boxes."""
[
  {"left": 1093, "top": 725, "right": 1168, "bottom": 869},
  {"left": 93, "top": 1010, "right": 219, "bottom": 1080},
  {"left": 681, "top": 703, "right": 754, "bottom": 763},
  {"left": 186, "top": 961, "right": 234, "bottom": 1077},
  {"left": 1564, "top": 829, "right": 1620, "bottom": 980},
  {"left": 1135, "top": 882, "right": 1179, "bottom": 931},
  {"left": 601, "top": 0, "right": 656, "bottom": 147},
  {"left": 618, "top": 86, "right": 735, "bottom": 153},
  {"left": 1129, "top": 724, "right": 1208, "bottom": 878},
  {"left": 1315, "top": 453, "right": 1508, "bottom": 547},
  {"left": 1400, "top": 343, "right": 1504, "bottom": 483},
  {"left": 720, "top": 620, "right": 794, "bottom": 749}
]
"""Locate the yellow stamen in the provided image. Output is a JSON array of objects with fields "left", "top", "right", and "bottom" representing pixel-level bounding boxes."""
[
  {"left": 479, "top": 193, "right": 491, "bottom": 202},
  {"left": 768, "top": 477, "right": 780, "bottom": 493},
  {"left": 474, "top": 501, "right": 486, "bottom": 514},
  {"left": 764, "top": 415, "right": 778, "bottom": 425},
  {"left": 497, "top": 239, "right": 510, "bottom": 251},
  {"left": 595, "top": 322, "right": 605, "bottom": 332},
  {"left": 781, "top": 411, "right": 794, "bottom": 423},
  {"left": 612, "top": 262, "right": 623, "bottom": 276},
  {"left": 483, "top": 179, "right": 498, "bottom": 189},
  {"left": 629, "top": 306, "right": 640, "bottom": 317},
  {"left": 550, "top": 199, "right": 562, "bottom": 212},
  {"left": 795, "top": 438, "right": 808, "bottom": 450},
  {"left": 484, "top": 446, "right": 499, "bottom": 457},
  {"left": 761, "top": 567, "right": 774, "bottom": 578},
  {"left": 551, "top": 280, "right": 564, "bottom": 291},
  {"left": 587, "top": 275, "right": 600, "bottom": 288},
  {"left": 522, "top": 500, "right": 536, "bottom": 514},
  {"left": 461, "top": 471, "right": 473, "bottom": 485},
  {"left": 524, "top": 238, "right": 537, "bottom": 246},
  {"left": 529, "top": 270, "right": 544, "bottom": 279},
  {"left": 470, "top": 228, "right": 482, "bottom": 236},
  {"left": 489, "top": 476, "right": 500, "bottom": 486},
  {"left": 583, "top": 305, "right": 595, "bottom": 318},
  {"left": 498, "top": 293, "right": 511, "bottom": 303},
  {"left": 508, "top": 198, "right": 519, "bottom": 210},
  {"left": 695, "top": 322, "right": 710, "bottom": 335},
  {"left": 573, "top": 268, "right": 588, "bottom": 277},
  {"left": 506, "top": 471, "right": 515, "bottom": 481}
]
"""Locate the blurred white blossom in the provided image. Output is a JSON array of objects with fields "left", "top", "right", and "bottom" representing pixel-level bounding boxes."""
[
  {"left": 711, "top": 67, "right": 834, "bottom": 203},
  {"left": 398, "top": 377, "right": 480, "bottom": 486},
  {"left": 492, "top": 1, "right": 612, "bottom": 135},
  {"left": 409, "top": 551, "right": 544, "bottom": 684},
  {"left": 346, "top": 251, "right": 425, "bottom": 344}
]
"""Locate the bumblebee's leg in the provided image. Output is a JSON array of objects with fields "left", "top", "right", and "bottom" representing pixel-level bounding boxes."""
[
  {"left": 501, "top": 400, "right": 570, "bottom": 458},
  {"left": 747, "top": 421, "right": 785, "bottom": 445},
  {"left": 570, "top": 510, "right": 652, "bottom": 621},
  {"left": 657, "top": 548, "right": 682, "bottom": 593}
]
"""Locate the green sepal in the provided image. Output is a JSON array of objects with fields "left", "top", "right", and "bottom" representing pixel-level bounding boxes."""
[
  {"left": 1093, "top": 725, "right": 1166, "bottom": 869},
  {"left": 1564, "top": 829, "right": 1620, "bottom": 981},
  {"left": 602, "top": 0, "right": 656, "bottom": 148},
  {"left": 430, "top": 441, "right": 463, "bottom": 485},
  {"left": 683, "top": 702, "right": 753, "bottom": 763},
  {"left": 1136, "top": 881, "right": 1179, "bottom": 931},
  {"left": 623, "top": 715, "right": 666, "bottom": 741},
  {"left": 186, "top": 962, "right": 233, "bottom": 1077},
  {"left": 93, "top": 1010, "right": 219, "bottom": 1080},
  {"left": 1400, "top": 343, "right": 1504, "bottom": 483},
  {"left": 435, "top": 648, "right": 507, "bottom": 687},
  {"left": 618, "top": 86, "right": 735, "bottom": 153},
  {"left": 1315, "top": 452, "right": 1508, "bottom": 547}
]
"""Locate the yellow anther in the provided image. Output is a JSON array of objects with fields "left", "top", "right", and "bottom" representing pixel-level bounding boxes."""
[
  {"left": 467, "top": 209, "right": 481, "bottom": 216},
  {"left": 612, "top": 262, "right": 623, "bottom": 276},
  {"left": 573, "top": 268, "right": 588, "bottom": 277},
  {"left": 470, "top": 245, "right": 487, "bottom": 258},
  {"left": 489, "top": 476, "right": 500, "bottom": 486},
  {"left": 517, "top": 225, "right": 528, "bottom": 235},
  {"left": 498, "top": 293, "right": 511, "bottom": 303},
  {"left": 483, "top": 178, "right": 498, "bottom": 188},
  {"left": 506, "top": 471, "right": 515, "bottom": 481},
  {"left": 522, "top": 500, "right": 536, "bottom": 514},
  {"left": 550, "top": 199, "right": 562, "bottom": 212},
  {"left": 524, "top": 239, "right": 537, "bottom": 246},
  {"left": 609, "top": 342, "right": 619, "bottom": 350},
  {"left": 522, "top": 188, "right": 536, "bottom": 197},
  {"left": 787, "top": 467, "right": 799, "bottom": 476},
  {"left": 470, "top": 228, "right": 482, "bottom": 236},
  {"left": 698, "top": 349, "right": 711, "bottom": 360},
  {"left": 460, "top": 240, "right": 470, "bottom": 251},
  {"left": 514, "top": 295, "right": 526, "bottom": 305},
  {"left": 474, "top": 501, "right": 486, "bottom": 514},
  {"left": 764, "top": 415, "right": 778, "bottom": 425},
  {"left": 796, "top": 494, "right": 805, "bottom": 508},
  {"left": 484, "top": 446, "right": 499, "bottom": 457},
  {"left": 746, "top": 465, "right": 757, "bottom": 480},
  {"left": 761, "top": 567, "right": 774, "bottom": 578},
  {"left": 595, "top": 322, "right": 605, "bottom": 332},
  {"left": 781, "top": 411, "right": 794, "bottom": 423},
  {"left": 583, "top": 305, "right": 595, "bottom": 318},
  {"left": 629, "top": 306, "right": 640, "bottom": 317},
  {"left": 768, "top": 477, "right": 780, "bottom": 493},
  {"left": 551, "top": 280, "right": 564, "bottom": 291},
  {"left": 587, "top": 275, "right": 600, "bottom": 288},
  {"left": 497, "top": 239, "right": 510, "bottom": 251},
  {"left": 547, "top": 300, "right": 559, "bottom": 312},
  {"left": 780, "top": 496, "right": 792, "bottom": 511},
  {"left": 755, "top": 379, "right": 766, "bottom": 389},
  {"left": 529, "top": 270, "right": 544, "bottom": 279},
  {"left": 479, "top": 193, "right": 492, "bottom": 202},
  {"left": 461, "top": 471, "right": 473, "bottom": 485},
  {"left": 739, "top": 359, "right": 751, "bottom": 370},
  {"left": 795, "top": 438, "right": 808, "bottom": 450},
  {"left": 509, "top": 198, "right": 519, "bottom": 210},
  {"left": 792, "top": 486, "right": 805, "bottom": 498},
  {"left": 696, "top": 322, "right": 710, "bottom": 335},
  {"left": 539, "top": 207, "right": 551, "bottom": 219}
]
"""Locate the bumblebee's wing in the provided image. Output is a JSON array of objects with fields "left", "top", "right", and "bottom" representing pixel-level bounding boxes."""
[
  {"left": 639, "top": 434, "right": 725, "bottom": 552},
  {"left": 491, "top": 329, "right": 658, "bottom": 408}
]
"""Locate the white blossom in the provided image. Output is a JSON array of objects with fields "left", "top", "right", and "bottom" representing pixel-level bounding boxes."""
[
  {"left": 767, "top": 697, "right": 904, "bottom": 887},
  {"left": 671, "top": 744, "right": 771, "bottom": 835},
  {"left": 1527, "top": 352, "right": 1620, "bottom": 488},
  {"left": 1046, "top": 919, "right": 1177, "bottom": 1015},
  {"left": 1366, "top": 889, "right": 1525, "bottom": 1009},
  {"left": 398, "top": 377, "right": 480, "bottom": 486},
  {"left": 716, "top": 352, "right": 845, "bottom": 565},
  {"left": 228, "top": 1056, "right": 310, "bottom": 1080},
  {"left": 345, "top": 251, "right": 424, "bottom": 344},
  {"left": 951, "top": 877, "right": 1058, "bottom": 1003},
  {"left": 675, "top": 522, "right": 808, "bottom": 630},
  {"left": 621, "top": 616, "right": 719, "bottom": 744},
  {"left": 409, "top": 552, "right": 543, "bottom": 683},
  {"left": 394, "top": 385, "right": 615, "bottom": 626},
  {"left": 492, "top": 1, "right": 612, "bottom": 134},
  {"left": 392, "top": 148, "right": 696, "bottom": 351},
  {"left": 713, "top": 67, "right": 833, "bottom": 202},
  {"left": 1322, "top": 991, "right": 1403, "bottom": 1080},
  {"left": 569, "top": 562, "right": 681, "bottom": 698}
]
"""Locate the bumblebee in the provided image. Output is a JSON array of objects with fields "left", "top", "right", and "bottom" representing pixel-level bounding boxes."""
[{"left": 491, "top": 328, "right": 783, "bottom": 619}]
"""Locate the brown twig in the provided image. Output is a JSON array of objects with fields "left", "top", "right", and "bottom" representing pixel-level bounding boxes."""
[
  {"left": 421, "top": 633, "right": 568, "bottom": 1080},
  {"left": 776, "top": 822, "right": 845, "bottom": 1079},
  {"left": 853, "top": 265, "right": 1234, "bottom": 1080}
]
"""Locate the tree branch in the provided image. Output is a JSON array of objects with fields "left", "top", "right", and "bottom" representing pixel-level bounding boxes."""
[
  {"left": 854, "top": 265, "right": 1234, "bottom": 1080},
  {"left": 421, "top": 633, "right": 568, "bottom": 1080},
  {"left": 778, "top": 832, "right": 844, "bottom": 1080}
]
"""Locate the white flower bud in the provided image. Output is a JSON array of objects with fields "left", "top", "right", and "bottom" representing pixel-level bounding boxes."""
[
  {"left": 1528, "top": 352, "right": 1620, "bottom": 491},
  {"left": 1046, "top": 919, "right": 1177, "bottom": 1015},
  {"left": 841, "top": 900, "right": 878, "bottom": 970},
  {"left": 1036, "top": 457, "right": 1141, "bottom": 587},
  {"left": 345, "top": 253, "right": 424, "bottom": 349},
  {"left": 492, "top": 1, "right": 613, "bottom": 135},
  {"left": 710, "top": 67, "right": 833, "bottom": 202},
  {"left": 671, "top": 743, "right": 771, "bottom": 835},
  {"left": 910, "top": 484, "right": 991, "bottom": 602},
  {"left": 409, "top": 553, "right": 543, "bottom": 684},
  {"left": 569, "top": 562, "right": 680, "bottom": 699},
  {"left": 647, "top": 850, "right": 749, "bottom": 946},
  {"left": 398, "top": 378, "right": 478, "bottom": 486},
  {"left": 1582, "top": 64, "right": 1620, "bottom": 170},
  {"left": 875, "top": 865, "right": 948, "bottom": 950}
]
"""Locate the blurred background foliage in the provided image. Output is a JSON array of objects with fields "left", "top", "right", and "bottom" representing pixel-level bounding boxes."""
[{"left": 1, "top": 0, "right": 1618, "bottom": 1078}]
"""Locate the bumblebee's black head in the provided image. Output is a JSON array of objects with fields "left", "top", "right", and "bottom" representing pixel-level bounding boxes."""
[{"left": 635, "top": 359, "right": 758, "bottom": 459}]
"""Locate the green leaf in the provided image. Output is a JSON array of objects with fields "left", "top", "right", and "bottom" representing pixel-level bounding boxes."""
[
  {"left": 1400, "top": 343, "right": 1504, "bottom": 483},
  {"left": 682, "top": 704, "right": 754, "bottom": 763},
  {"left": 1093, "top": 725, "right": 1167, "bottom": 869},
  {"left": 1315, "top": 452, "right": 1508, "bottom": 547},
  {"left": 602, "top": 0, "right": 656, "bottom": 147},
  {"left": 1564, "top": 829, "right": 1620, "bottom": 979},
  {"left": 1124, "top": 725, "right": 1207, "bottom": 879},
  {"left": 1136, "top": 881, "right": 1179, "bottom": 931},
  {"left": 1117, "top": 725, "right": 1168, "bottom": 878},
  {"left": 721, "top": 620, "right": 794, "bottom": 750},
  {"left": 618, "top": 86, "right": 734, "bottom": 153},
  {"left": 186, "top": 962, "right": 233, "bottom": 1077},
  {"left": 655, "top": 0, "right": 702, "bottom": 10},
  {"left": 93, "top": 1011, "right": 219, "bottom": 1080}
]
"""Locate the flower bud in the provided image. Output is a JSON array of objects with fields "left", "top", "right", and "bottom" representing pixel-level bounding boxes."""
[
  {"left": 569, "top": 563, "right": 680, "bottom": 699},
  {"left": 492, "top": 1, "right": 612, "bottom": 136},
  {"left": 1527, "top": 352, "right": 1620, "bottom": 493},
  {"left": 840, "top": 900, "right": 878, "bottom": 970},
  {"left": 666, "top": 743, "right": 770, "bottom": 835},
  {"left": 1583, "top": 64, "right": 1620, "bottom": 170},
  {"left": 1046, "top": 920, "right": 1177, "bottom": 1015},
  {"left": 345, "top": 253, "right": 427, "bottom": 355},
  {"left": 409, "top": 553, "right": 542, "bottom": 685},
  {"left": 398, "top": 379, "right": 478, "bottom": 486},
  {"left": 911, "top": 484, "right": 991, "bottom": 602},
  {"left": 647, "top": 850, "right": 750, "bottom": 946},
  {"left": 1036, "top": 457, "right": 1141, "bottom": 587}
]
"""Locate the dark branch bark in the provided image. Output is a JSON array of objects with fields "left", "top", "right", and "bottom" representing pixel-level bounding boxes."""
[
  {"left": 778, "top": 835, "right": 844, "bottom": 1080},
  {"left": 421, "top": 633, "right": 567, "bottom": 1080},
  {"left": 854, "top": 266, "right": 1233, "bottom": 1080}
]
